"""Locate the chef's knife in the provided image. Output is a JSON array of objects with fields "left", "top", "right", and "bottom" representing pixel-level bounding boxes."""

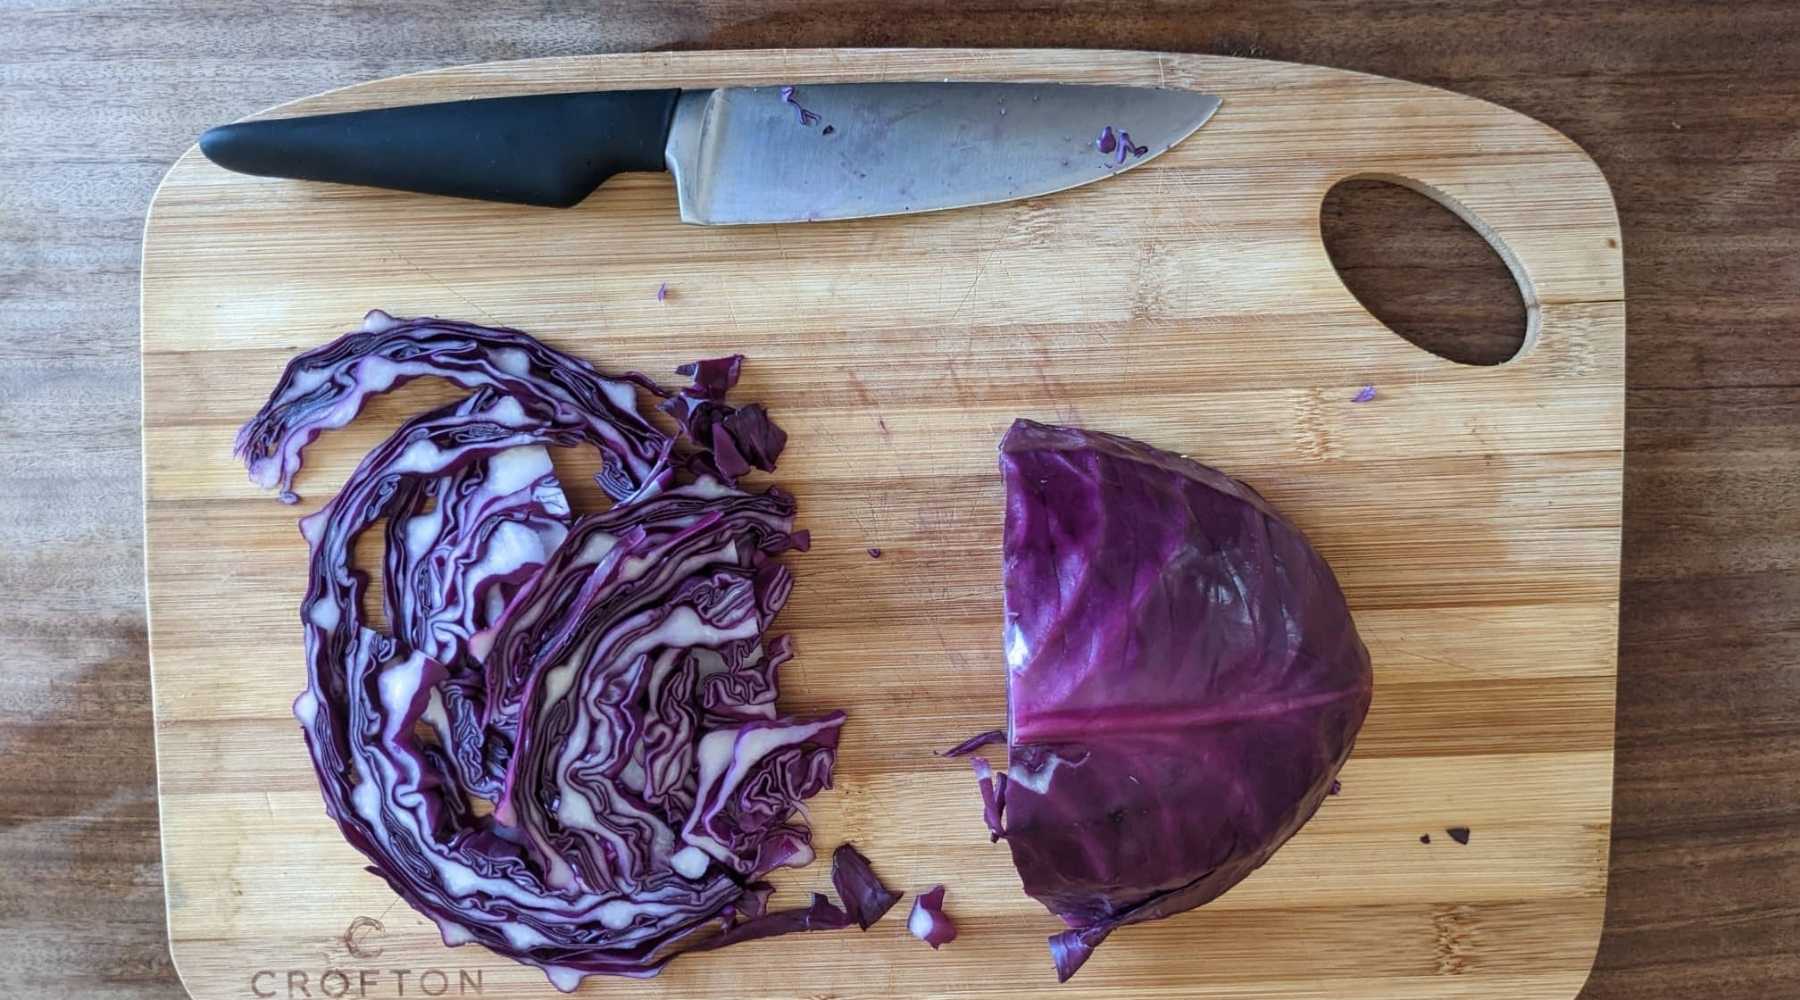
[{"left": 199, "top": 83, "right": 1220, "bottom": 225}]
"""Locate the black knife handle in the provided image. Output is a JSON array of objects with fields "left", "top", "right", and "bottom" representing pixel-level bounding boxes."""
[{"left": 198, "top": 89, "right": 681, "bottom": 208}]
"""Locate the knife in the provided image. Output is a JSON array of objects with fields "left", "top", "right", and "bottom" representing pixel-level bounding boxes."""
[{"left": 199, "top": 83, "right": 1220, "bottom": 225}]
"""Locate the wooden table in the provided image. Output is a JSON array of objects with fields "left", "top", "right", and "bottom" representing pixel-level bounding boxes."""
[{"left": 1, "top": 4, "right": 1794, "bottom": 999}]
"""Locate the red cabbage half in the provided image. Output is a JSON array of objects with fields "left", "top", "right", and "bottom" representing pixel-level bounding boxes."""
[
  {"left": 978, "top": 419, "right": 1373, "bottom": 981},
  {"left": 239, "top": 312, "right": 849, "bottom": 991}
]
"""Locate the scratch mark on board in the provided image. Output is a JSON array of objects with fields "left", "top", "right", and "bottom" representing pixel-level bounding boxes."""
[
  {"left": 722, "top": 288, "right": 745, "bottom": 336},
  {"left": 768, "top": 224, "right": 804, "bottom": 315},
  {"left": 383, "top": 246, "right": 503, "bottom": 326},
  {"left": 948, "top": 207, "right": 1001, "bottom": 324},
  {"left": 1394, "top": 646, "right": 1463, "bottom": 671},
  {"left": 949, "top": 249, "right": 998, "bottom": 324}
]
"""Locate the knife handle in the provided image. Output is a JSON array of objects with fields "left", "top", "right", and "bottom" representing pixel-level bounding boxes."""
[{"left": 199, "top": 89, "right": 681, "bottom": 208}]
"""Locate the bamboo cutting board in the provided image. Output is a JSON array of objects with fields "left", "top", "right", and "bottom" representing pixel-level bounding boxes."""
[{"left": 142, "top": 49, "right": 1623, "bottom": 1000}]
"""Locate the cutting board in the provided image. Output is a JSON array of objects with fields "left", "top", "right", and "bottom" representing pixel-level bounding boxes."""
[{"left": 142, "top": 48, "right": 1623, "bottom": 1000}]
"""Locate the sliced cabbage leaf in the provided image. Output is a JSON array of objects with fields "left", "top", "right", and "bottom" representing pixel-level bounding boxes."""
[{"left": 236, "top": 310, "right": 673, "bottom": 504}]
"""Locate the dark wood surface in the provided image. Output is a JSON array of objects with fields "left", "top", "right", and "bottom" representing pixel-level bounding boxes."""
[{"left": 1, "top": 3, "right": 1793, "bottom": 998}]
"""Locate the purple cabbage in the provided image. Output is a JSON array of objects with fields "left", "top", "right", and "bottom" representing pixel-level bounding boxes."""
[
  {"left": 970, "top": 755, "right": 1008, "bottom": 843},
  {"left": 939, "top": 729, "right": 1005, "bottom": 757},
  {"left": 907, "top": 885, "right": 957, "bottom": 949},
  {"left": 638, "top": 353, "right": 788, "bottom": 484},
  {"left": 235, "top": 310, "right": 672, "bottom": 504},
  {"left": 976, "top": 419, "right": 1373, "bottom": 981},
  {"left": 779, "top": 85, "right": 822, "bottom": 127},
  {"left": 689, "top": 892, "right": 852, "bottom": 953},
  {"left": 830, "top": 844, "right": 902, "bottom": 930},
  {"left": 241, "top": 312, "right": 848, "bottom": 991},
  {"left": 1116, "top": 130, "right": 1148, "bottom": 162}
]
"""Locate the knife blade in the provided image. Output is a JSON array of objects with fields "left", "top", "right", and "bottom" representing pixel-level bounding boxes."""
[{"left": 199, "top": 82, "right": 1220, "bottom": 224}]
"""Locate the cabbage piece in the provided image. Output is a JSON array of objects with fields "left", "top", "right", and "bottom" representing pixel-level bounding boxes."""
[
  {"left": 940, "top": 729, "right": 1005, "bottom": 757},
  {"left": 969, "top": 756, "right": 1008, "bottom": 843},
  {"left": 382, "top": 446, "right": 570, "bottom": 666},
  {"left": 689, "top": 891, "right": 852, "bottom": 952},
  {"left": 673, "top": 355, "right": 743, "bottom": 399},
  {"left": 473, "top": 480, "right": 804, "bottom": 741},
  {"left": 484, "top": 479, "right": 843, "bottom": 894},
  {"left": 243, "top": 314, "right": 843, "bottom": 991},
  {"left": 375, "top": 445, "right": 571, "bottom": 801},
  {"left": 907, "top": 885, "right": 956, "bottom": 949},
  {"left": 830, "top": 844, "right": 901, "bottom": 930},
  {"left": 986, "top": 419, "right": 1373, "bottom": 981},
  {"left": 235, "top": 310, "right": 673, "bottom": 503},
  {"left": 648, "top": 353, "right": 789, "bottom": 483}
]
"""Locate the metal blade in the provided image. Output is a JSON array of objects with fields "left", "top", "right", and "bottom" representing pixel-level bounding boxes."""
[{"left": 665, "top": 82, "right": 1220, "bottom": 225}]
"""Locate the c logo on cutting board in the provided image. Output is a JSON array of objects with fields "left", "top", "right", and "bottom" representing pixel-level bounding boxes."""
[{"left": 343, "top": 915, "right": 386, "bottom": 959}]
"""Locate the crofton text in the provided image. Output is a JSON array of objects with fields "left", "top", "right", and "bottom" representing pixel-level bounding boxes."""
[{"left": 249, "top": 968, "right": 482, "bottom": 998}]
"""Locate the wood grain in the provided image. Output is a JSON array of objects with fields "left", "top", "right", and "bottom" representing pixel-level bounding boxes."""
[
  {"left": 140, "top": 48, "right": 1621, "bottom": 1000},
  {"left": 5, "top": 4, "right": 1799, "bottom": 1000}
]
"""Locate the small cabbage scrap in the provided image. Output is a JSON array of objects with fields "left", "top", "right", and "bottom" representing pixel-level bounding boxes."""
[
  {"left": 633, "top": 352, "right": 789, "bottom": 484},
  {"left": 940, "top": 729, "right": 1005, "bottom": 758},
  {"left": 979, "top": 419, "right": 1373, "bottom": 981},
  {"left": 830, "top": 844, "right": 901, "bottom": 930},
  {"left": 242, "top": 312, "right": 849, "bottom": 991},
  {"left": 907, "top": 885, "right": 956, "bottom": 949}
]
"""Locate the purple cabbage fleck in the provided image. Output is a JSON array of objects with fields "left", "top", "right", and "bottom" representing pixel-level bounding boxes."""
[
  {"left": 779, "top": 85, "right": 822, "bottom": 127},
  {"left": 1096, "top": 126, "right": 1148, "bottom": 163}
]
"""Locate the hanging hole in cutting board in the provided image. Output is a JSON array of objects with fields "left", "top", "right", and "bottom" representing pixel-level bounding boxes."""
[{"left": 1321, "top": 176, "right": 1531, "bottom": 366}]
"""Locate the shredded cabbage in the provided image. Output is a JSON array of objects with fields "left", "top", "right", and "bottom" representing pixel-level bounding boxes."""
[{"left": 240, "top": 312, "right": 846, "bottom": 990}]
